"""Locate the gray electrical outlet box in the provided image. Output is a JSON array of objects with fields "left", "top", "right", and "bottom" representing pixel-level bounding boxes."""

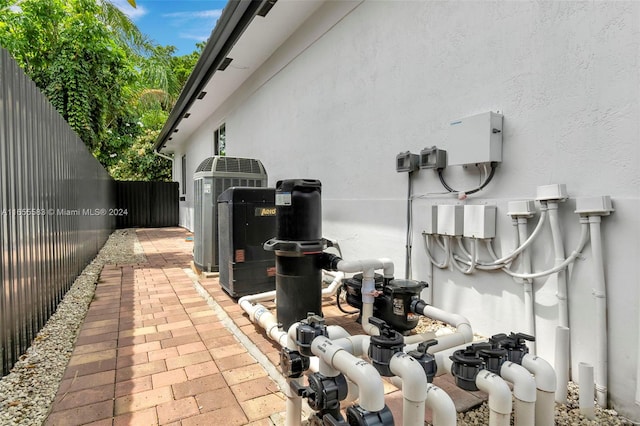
[
  {"left": 446, "top": 112, "right": 503, "bottom": 166},
  {"left": 396, "top": 151, "right": 420, "bottom": 173},
  {"left": 419, "top": 146, "right": 447, "bottom": 170}
]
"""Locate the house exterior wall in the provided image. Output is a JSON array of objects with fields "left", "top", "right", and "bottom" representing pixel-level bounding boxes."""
[{"left": 178, "top": 1, "right": 640, "bottom": 418}]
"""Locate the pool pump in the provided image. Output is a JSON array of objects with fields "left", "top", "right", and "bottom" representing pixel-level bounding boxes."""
[{"left": 342, "top": 273, "right": 427, "bottom": 334}]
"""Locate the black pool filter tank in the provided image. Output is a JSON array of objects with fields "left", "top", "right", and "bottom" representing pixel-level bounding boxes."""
[{"left": 264, "top": 179, "right": 324, "bottom": 329}]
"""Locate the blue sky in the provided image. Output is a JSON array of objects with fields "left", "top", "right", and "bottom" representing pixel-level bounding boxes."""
[{"left": 113, "top": 0, "right": 228, "bottom": 56}]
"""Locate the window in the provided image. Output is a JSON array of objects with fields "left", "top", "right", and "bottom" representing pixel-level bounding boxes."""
[
  {"left": 214, "top": 123, "right": 226, "bottom": 156},
  {"left": 181, "top": 155, "right": 187, "bottom": 196}
]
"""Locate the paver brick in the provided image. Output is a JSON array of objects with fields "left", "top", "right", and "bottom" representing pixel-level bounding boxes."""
[
  {"left": 157, "top": 396, "right": 200, "bottom": 424},
  {"left": 181, "top": 403, "right": 248, "bottom": 426},
  {"left": 222, "top": 364, "right": 268, "bottom": 386},
  {"left": 114, "top": 386, "right": 173, "bottom": 415},
  {"left": 172, "top": 373, "right": 227, "bottom": 399},
  {"left": 113, "top": 407, "right": 158, "bottom": 426},
  {"left": 242, "top": 394, "right": 285, "bottom": 422}
]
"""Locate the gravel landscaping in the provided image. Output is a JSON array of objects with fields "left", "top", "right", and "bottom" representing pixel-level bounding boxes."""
[
  {"left": 0, "top": 229, "right": 145, "bottom": 426},
  {"left": 0, "top": 229, "right": 633, "bottom": 425}
]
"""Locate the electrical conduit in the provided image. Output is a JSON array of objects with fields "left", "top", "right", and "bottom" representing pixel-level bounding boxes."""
[
  {"left": 588, "top": 215, "right": 608, "bottom": 408},
  {"left": 517, "top": 217, "right": 536, "bottom": 354}
]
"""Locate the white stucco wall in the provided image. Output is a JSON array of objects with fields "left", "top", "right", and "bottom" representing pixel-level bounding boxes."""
[{"left": 180, "top": 1, "right": 640, "bottom": 419}]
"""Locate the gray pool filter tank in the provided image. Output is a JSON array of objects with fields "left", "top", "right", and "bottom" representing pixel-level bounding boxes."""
[{"left": 264, "top": 179, "right": 324, "bottom": 329}]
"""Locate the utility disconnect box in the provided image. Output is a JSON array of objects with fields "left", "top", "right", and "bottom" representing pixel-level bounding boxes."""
[
  {"left": 446, "top": 112, "right": 503, "bottom": 166},
  {"left": 218, "top": 187, "right": 276, "bottom": 297},
  {"left": 463, "top": 205, "right": 497, "bottom": 239},
  {"left": 437, "top": 205, "right": 464, "bottom": 236}
]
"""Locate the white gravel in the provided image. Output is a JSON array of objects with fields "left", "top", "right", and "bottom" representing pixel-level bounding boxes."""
[
  {"left": 414, "top": 317, "right": 633, "bottom": 425},
  {"left": 0, "top": 231, "right": 634, "bottom": 425},
  {"left": 0, "top": 229, "right": 145, "bottom": 426}
]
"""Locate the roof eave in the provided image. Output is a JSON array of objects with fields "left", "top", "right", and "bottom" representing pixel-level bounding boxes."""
[{"left": 154, "top": 0, "right": 267, "bottom": 152}]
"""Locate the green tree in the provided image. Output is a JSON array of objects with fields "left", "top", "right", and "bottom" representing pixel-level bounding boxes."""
[{"left": 0, "top": 0, "right": 202, "bottom": 181}]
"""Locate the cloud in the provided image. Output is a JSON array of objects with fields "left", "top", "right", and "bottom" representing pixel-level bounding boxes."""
[
  {"left": 111, "top": 0, "right": 148, "bottom": 20},
  {"left": 179, "top": 32, "right": 211, "bottom": 42},
  {"left": 161, "top": 9, "right": 222, "bottom": 28},
  {"left": 162, "top": 10, "right": 223, "bottom": 20}
]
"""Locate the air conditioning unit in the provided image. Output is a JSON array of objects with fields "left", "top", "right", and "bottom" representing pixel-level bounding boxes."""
[
  {"left": 218, "top": 187, "right": 276, "bottom": 297},
  {"left": 193, "top": 156, "right": 268, "bottom": 272}
]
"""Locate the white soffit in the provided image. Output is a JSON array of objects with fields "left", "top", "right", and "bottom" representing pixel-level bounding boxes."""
[{"left": 164, "top": 0, "right": 324, "bottom": 152}]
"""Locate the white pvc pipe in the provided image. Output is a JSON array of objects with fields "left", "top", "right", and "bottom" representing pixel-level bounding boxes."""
[
  {"left": 500, "top": 222, "right": 590, "bottom": 279},
  {"left": 426, "top": 383, "right": 457, "bottom": 426},
  {"left": 451, "top": 237, "right": 478, "bottom": 274},
  {"left": 389, "top": 353, "right": 428, "bottom": 426},
  {"left": 521, "top": 353, "right": 556, "bottom": 426},
  {"left": 434, "top": 346, "right": 512, "bottom": 426},
  {"left": 423, "top": 233, "right": 450, "bottom": 269},
  {"left": 579, "top": 362, "right": 595, "bottom": 420},
  {"left": 487, "top": 208, "right": 549, "bottom": 266},
  {"left": 335, "top": 258, "right": 394, "bottom": 278},
  {"left": 517, "top": 218, "right": 536, "bottom": 355},
  {"left": 476, "top": 370, "right": 513, "bottom": 426},
  {"left": 285, "top": 324, "right": 303, "bottom": 426},
  {"left": 500, "top": 362, "right": 536, "bottom": 426},
  {"left": 555, "top": 326, "right": 570, "bottom": 404},
  {"left": 589, "top": 216, "right": 608, "bottom": 408},
  {"left": 240, "top": 302, "right": 288, "bottom": 347},
  {"left": 547, "top": 202, "right": 569, "bottom": 328},
  {"left": 389, "top": 376, "right": 457, "bottom": 426},
  {"left": 310, "top": 336, "right": 385, "bottom": 412}
]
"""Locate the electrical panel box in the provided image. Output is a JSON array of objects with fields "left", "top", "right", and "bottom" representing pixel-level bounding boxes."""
[
  {"left": 419, "top": 146, "right": 447, "bottom": 170},
  {"left": 446, "top": 112, "right": 503, "bottom": 166},
  {"left": 463, "top": 205, "right": 496, "bottom": 239},
  {"left": 535, "top": 184, "right": 568, "bottom": 201},
  {"left": 575, "top": 196, "right": 614, "bottom": 216},
  {"left": 423, "top": 205, "right": 438, "bottom": 234},
  {"left": 437, "top": 205, "right": 464, "bottom": 236},
  {"left": 507, "top": 200, "right": 536, "bottom": 218},
  {"left": 396, "top": 151, "right": 419, "bottom": 173}
]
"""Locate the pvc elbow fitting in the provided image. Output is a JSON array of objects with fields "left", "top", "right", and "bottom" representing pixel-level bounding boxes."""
[
  {"left": 389, "top": 353, "right": 429, "bottom": 402},
  {"left": 500, "top": 362, "right": 537, "bottom": 403},
  {"left": 475, "top": 370, "right": 513, "bottom": 415},
  {"left": 521, "top": 353, "right": 557, "bottom": 393}
]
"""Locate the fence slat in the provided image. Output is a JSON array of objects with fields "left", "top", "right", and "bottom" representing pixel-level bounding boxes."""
[{"left": 0, "top": 49, "right": 115, "bottom": 376}]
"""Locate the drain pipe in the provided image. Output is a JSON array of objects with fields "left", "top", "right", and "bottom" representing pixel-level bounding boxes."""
[{"left": 310, "top": 336, "right": 386, "bottom": 412}]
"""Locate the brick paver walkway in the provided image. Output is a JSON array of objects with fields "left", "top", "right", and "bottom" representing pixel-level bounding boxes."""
[
  {"left": 46, "top": 228, "right": 284, "bottom": 426},
  {"left": 45, "top": 227, "right": 484, "bottom": 425}
]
